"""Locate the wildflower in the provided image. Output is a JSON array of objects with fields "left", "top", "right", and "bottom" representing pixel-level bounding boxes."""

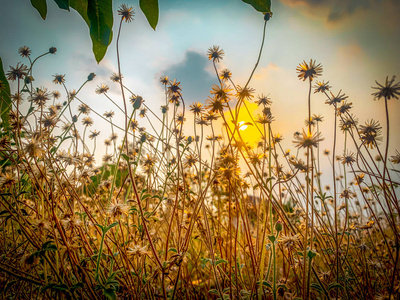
[
  {"left": 312, "top": 114, "right": 324, "bottom": 122},
  {"left": 326, "top": 90, "right": 348, "bottom": 105},
  {"left": 196, "top": 117, "right": 209, "bottom": 126},
  {"left": 103, "top": 111, "right": 114, "bottom": 119},
  {"left": 205, "top": 96, "right": 227, "bottom": 113},
  {"left": 0, "top": 172, "right": 16, "bottom": 187},
  {"left": 256, "top": 114, "right": 273, "bottom": 124},
  {"left": 279, "top": 234, "right": 300, "bottom": 250},
  {"left": 289, "top": 157, "right": 308, "bottom": 172},
  {"left": 219, "top": 69, "right": 232, "bottom": 81},
  {"left": 69, "top": 89, "right": 77, "bottom": 100},
  {"left": 293, "top": 129, "right": 324, "bottom": 148},
  {"left": 52, "top": 91, "right": 61, "bottom": 99},
  {"left": 314, "top": 80, "right": 331, "bottom": 93},
  {"left": 160, "top": 76, "right": 169, "bottom": 85},
  {"left": 49, "top": 47, "right": 57, "bottom": 54},
  {"left": 359, "top": 119, "right": 382, "bottom": 149},
  {"left": 41, "top": 114, "right": 57, "bottom": 128},
  {"left": 118, "top": 4, "right": 135, "bottom": 22},
  {"left": 82, "top": 116, "right": 93, "bottom": 126},
  {"left": 296, "top": 59, "right": 322, "bottom": 81},
  {"left": 257, "top": 94, "right": 272, "bottom": 106},
  {"left": 30, "top": 88, "right": 50, "bottom": 107},
  {"left": 190, "top": 102, "right": 203, "bottom": 116},
  {"left": 207, "top": 45, "right": 224, "bottom": 63},
  {"left": 96, "top": 83, "right": 109, "bottom": 94},
  {"left": 341, "top": 151, "right": 355, "bottom": 165},
  {"left": 210, "top": 83, "right": 232, "bottom": 101},
  {"left": 340, "top": 189, "right": 353, "bottom": 199},
  {"left": 11, "top": 93, "right": 23, "bottom": 104},
  {"left": 110, "top": 133, "right": 118, "bottom": 141},
  {"left": 205, "top": 111, "right": 219, "bottom": 121},
  {"left": 24, "top": 138, "right": 44, "bottom": 158},
  {"left": 18, "top": 46, "right": 31, "bottom": 57},
  {"left": 110, "top": 73, "right": 122, "bottom": 82},
  {"left": 103, "top": 154, "right": 113, "bottom": 163},
  {"left": 391, "top": 150, "right": 400, "bottom": 164},
  {"left": 304, "top": 117, "right": 315, "bottom": 128},
  {"left": 141, "top": 154, "right": 157, "bottom": 171},
  {"left": 52, "top": 74, "right": 65, "bottom": 85},
  {"left": 355, "top": 173, "right": 365, "bottom": 185},
  {"left": 339, "top": 115, "right": 357, "bottom": 131},
  {"left": 176, "top": 113, "right": 185, "bottom": 125},
  {"left": 127, "top": 245, "right": 149, "bottom": 257},
  {"left": 104, "top": 139, "right": 111, "bottom": 146},
  {"left": 336, "top": 101, "right": 352, "bottom": 116},
  {"left": 273, "top": 133, "right": 283, "bottom": 144},
  {"left": 6, "top": 63, "right": 28, "bottom": 81},
  {"left": 183, "top": 154, "right": 198, "bottom": 168},
  {"left": 89, "top": 130, "right": 100, "bottom": 139},
  {"left": 372, "top": 75, "right": 400, "bottom": 100},
  {"left": 247, "top": 151, "right": 264, "bottom": 165},
  {"left": 60, "top": 216, "right": 82, "bottom": 230},
  {"left": 130, "top": 120, "right": 139, "bottom": 132},
  {"left": 236, "top": 85, "right": 255, "bottom": 101},
  {"left": 139, "top": 108, "right": 147, "bottom": 118},
  {"left": 78, "top": 103, "right": 91, "bottom": 115},
  {"left": 107, "top": 202, "right": 129, "bottom": 218},
  {"left": 168, "top": 79, "right": 181, "bottom": 96}
]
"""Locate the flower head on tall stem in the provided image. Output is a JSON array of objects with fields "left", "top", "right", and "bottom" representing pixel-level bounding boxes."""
[
  {"left": 314, "top": 80, "right": 331, "bottom": 93},
  {"left": 372, "top": 75, "right": 400, "bottom": 100},
  {"left": 293, "top": 129, "right": 324, "bottom": 149},
  {"left": 296, "top": 59, "right": 323, "bottom": 81},
  {"left": 6, "top": 63, "right": 28, "bottom": 81},
  {"left": 18, "top": 46, "right": 31, "bottom": 57},
  {"left": 207, "top": 45, "right": 224, "bottom": 63},
  {"left": 118, "top": 4, "right": 135, "bottom": 23}
]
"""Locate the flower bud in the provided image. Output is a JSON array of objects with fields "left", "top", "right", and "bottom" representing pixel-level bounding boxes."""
[{"left": 275, "top": 221, "right": 283, "bottom": 232}]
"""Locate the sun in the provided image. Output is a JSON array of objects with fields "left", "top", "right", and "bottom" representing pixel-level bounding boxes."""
[{"left": 223, "top": 100, "right": 262, "bottom": 146}]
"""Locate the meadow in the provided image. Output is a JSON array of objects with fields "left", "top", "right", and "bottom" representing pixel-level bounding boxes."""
[{"left": 0, "top": 3, "right": 399, "bottom": 300}]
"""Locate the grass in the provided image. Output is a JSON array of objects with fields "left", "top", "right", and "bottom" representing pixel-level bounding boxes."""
[{"left": 0, "top": 6, "right": 399, "bottom": 300}]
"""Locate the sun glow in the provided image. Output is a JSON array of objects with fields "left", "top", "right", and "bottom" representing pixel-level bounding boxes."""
[
  {"left": 224, "top": 100, "right": 262, "bottom": 146},
  {"left": 238, "top": 121, "right": 248, "bottom": 131}
]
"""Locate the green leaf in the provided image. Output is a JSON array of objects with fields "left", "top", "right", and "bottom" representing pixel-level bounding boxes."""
[
  {"left": 140, "top": 0, "right": 159, "bottom": 30},
  {"left": 215, "top": 259, "right": 228, "bottom": 266},
  {"left": 262, "top": 280, "right": 272, "bottom": 290},
  {"left": 106, "top": 221, "right": 118, "bottom": 231},
  {"left": 87, "top": 0, "right": 113, "bottom": 63},
  {"left": 242, "top": 0, "right": 271, "bottom": 13},
  {"left": 54, "top": 0, "right": 70, "bottom": 10},
  {"left": 31, "top": 0, "right": 47, "bottom": 19},
  {"left": 0, "top": 59, "right": 11, "bottom": 129},
  {"left": 328, "top": 282, "right": 343, "bottom": 291},
  {"left": 70, "top": 0, "right": 89, "bottom": 25}
]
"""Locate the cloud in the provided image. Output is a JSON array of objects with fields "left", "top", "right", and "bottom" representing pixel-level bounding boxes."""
[
  {"left": 280, "top": 0, "right": 400, "bottom": 23},
  {"left": 160, "top": 51, "right": 217, "bottom": 104}
]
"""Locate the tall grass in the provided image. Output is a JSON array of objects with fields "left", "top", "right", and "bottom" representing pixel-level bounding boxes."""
[{"left": 0, "top": 6, "right": 399, "bottom": 300}]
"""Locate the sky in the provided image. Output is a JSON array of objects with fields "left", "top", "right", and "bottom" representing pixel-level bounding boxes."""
[{"left": 1, "top": 0, "right": 399, "bottom": 169}]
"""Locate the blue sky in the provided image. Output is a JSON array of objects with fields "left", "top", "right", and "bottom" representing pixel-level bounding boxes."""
[{"left": 1, "top": 0, "right": 399, "bottom": 164}]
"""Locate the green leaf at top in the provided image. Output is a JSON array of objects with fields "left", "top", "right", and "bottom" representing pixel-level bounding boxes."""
[
  {"left": 87, "top": 0, "right": 113, "bottom": 63},
  {"left": 0, "top": 58, "right": 11, "bottom": 129},
  {"left": 140, "top": 0, "right": 159, "bottom": 30},
  {"left": 242, "top": 0, "right": 271, "bottom": 13},
  {"left": 31, "top": 0, "right": 47, "bottom": 19},
  {"left": 53, "top": 0, "right": 70, "bottom": 10},
  {"left": 70, "top": 0, "right": 89, "bottom": 25}
]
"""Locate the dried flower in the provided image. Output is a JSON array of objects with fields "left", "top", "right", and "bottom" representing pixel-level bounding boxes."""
[
  {"left": 296, "top": 59, "right": 322, "bottom": 81},
  {"left": 372, "top": 75, "right": 400, "bottom": 100},
  {"left": 118, "top": 4, "right": 135, "bottom": 23}
]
